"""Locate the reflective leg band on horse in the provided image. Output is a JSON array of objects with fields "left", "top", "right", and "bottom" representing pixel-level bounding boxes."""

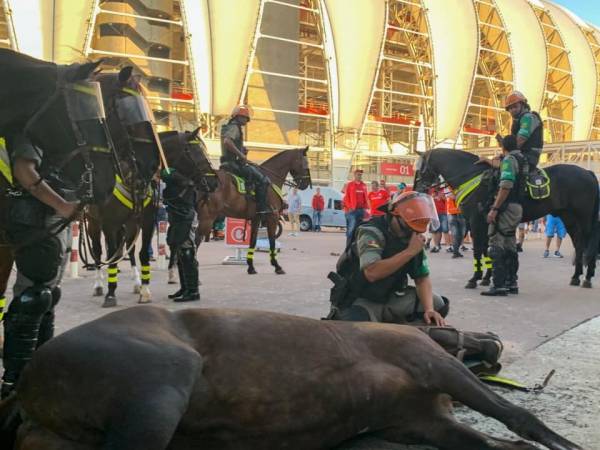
[
  {"left": 0, "top": 295, "right": 5, "bottom": 320},
  {"left": 107, "top": 267, "right": 118, "bottom": 284},
  {"left": 247, "top": 249, "right": 255, "bottom": 261},
  {"left": 473, "top": 258, "right": 482, "bottom": 273},
  {"left": 269, "top": 249, "right": 277, "bottom": 260},
  {"left": 141, "top": 265, "right": 151, "bottom": 285},
  {"left": 483, "top": 256, "right": 493, "bottom": 270}
]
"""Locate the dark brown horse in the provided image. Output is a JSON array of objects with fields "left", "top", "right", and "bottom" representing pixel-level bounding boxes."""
[
  {"left": 0, "top": 306, "right": 582, "bottom": 450},
  {"left": 84, "top": 129, "right": 218, "bottom": 307},
  {"left": 196, "top": 147, "right": 311, "bottom": 275}
]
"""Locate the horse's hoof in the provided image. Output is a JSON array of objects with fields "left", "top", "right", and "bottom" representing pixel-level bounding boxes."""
[
  {"left": 582, "top": 279, "right": 592, "bottom": 288},
  {"left": 480, "top": 279, "right": 491, "bottom": 287},
  {"left": 133, "top": 284, "right": 141, "bottom": 294},
  {"left": 465, "top": 280, "right": 477, "bottom": 289},
  {"left": 570, "top": 278, "right": 581, "bottom": 286},
  {"left": 102, "top": 296, "right": 117, "bottom": 308},
  {"left": 138, "top": 296, "right": 152, "bottom": 304},
  {"left": 93, "top": 286, "right": 104, "bottom": 297},
  {"left": 275, "top": 268, "right": 286, "bottom": 275},
  {"left": 247, "top": 267, "right": 257, "bottom": 275}
]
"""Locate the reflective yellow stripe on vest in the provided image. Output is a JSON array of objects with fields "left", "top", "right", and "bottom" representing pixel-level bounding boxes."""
[
  {"left": 454, "top": 174, "right": 482, "bottom": 208},
  {"left": 0, "top": 137, "right": 13, "bottom": 185}
]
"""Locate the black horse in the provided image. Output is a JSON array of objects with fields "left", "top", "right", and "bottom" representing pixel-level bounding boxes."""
[
  {"left": 414, "top": 148, "right": 600, "bottom": 288},
  {"left": 84, "top": 128, "right": 218, "bottom": 307}
]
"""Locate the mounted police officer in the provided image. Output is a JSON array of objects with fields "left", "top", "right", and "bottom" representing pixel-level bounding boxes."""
[
  {"left": 480, "top": 135, "right": 524, "bottom": 296},
  {"left": 220, "top": 105, "right": 270, "bottom": 213},
  {"left": 327, "top": 192, "right": 448, "bottom": 326},
  {"left": 163, "top": 169, "right": 200, "bottom": 303},
  {"left": 504, "top": 91, "right": 543, "bottom": 178}
]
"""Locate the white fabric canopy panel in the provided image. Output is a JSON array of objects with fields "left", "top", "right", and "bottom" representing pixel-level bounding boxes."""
[
  {"left": 422, "top": 0, "right": 478, "bottom": 144},
  {"left": 321, "top": 0, "right": 386, "bottom": 131},
  {"left": 495, "top": 0, "right": 547, "bottom": 111},
  {"left": 183, "top": 0, "right": 260, "bottom": 116},
  {"left": 543, "top": 1, "right": 597, "bottom": 140}
]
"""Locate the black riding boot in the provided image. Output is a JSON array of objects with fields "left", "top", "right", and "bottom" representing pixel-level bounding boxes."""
[
  {"left": 255, "top": 183, "right": 269, "bottom": 215},
  {"left": 2, "top": 287, "right": 53, "bottom": 399},
  {"left": 174, "top": 248, "right": 200, "bottom": 302},
  {"left": 169, "top": 256, "right": 187, "bottom": 300},
  {"left": 36, "top": 286, "right": 61, "bottom": 348},
  {"left": 481, "top": 247, "right": 508, "bottom": 296},
  {"left": 505, "top": 251, "right": 519, "bottom": 294}
]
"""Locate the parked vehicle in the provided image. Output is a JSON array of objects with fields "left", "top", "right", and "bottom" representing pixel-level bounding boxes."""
[{"left": 284, "top": 187, "right": 346, "bottom": 231}]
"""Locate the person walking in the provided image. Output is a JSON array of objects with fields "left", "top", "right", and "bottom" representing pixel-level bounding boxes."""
[
  {"left": 311, "top": 187, "right": 325, "bottom": 232},
  {"left": 446, "top": 192, "right": 466, "bottom": 258},
  {"left": 287, "top": 187, "right": 302, "bottom": 236},
  {"left": 368, "top": 180, "right": 389, "bottom": 218},
  {"left": 543, "top": 214, "right": 566, "bottom": 258},
  {"left": 429, "top": 188, "right": 448, "bottom": 253},
  {"left": 343, "top": 169, "right": 369, "bottom": 246}
]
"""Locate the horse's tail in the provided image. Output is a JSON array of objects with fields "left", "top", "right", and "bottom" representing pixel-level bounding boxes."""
[
  {"left": 0, "top": 393, "right": 21, "bottom": 449},
  {"left": 583, "top": 171, "right": 600, "bottom": 266}
]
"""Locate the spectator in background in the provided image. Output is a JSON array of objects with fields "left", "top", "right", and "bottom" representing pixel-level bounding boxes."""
[
  {"left": 368, "top": 180, "right": 389, "bottom": 218},
  {"left": 343, "top": 169, "right": 369, "bottom": 245},
  {"left": 429, "top": 188, "right": 448, "bottom": 253},
  {"left": 287, "top": 187, "right": 302, "bottom": 237},
  {"left": 446, "top": 192, "right": 466, "bottom": 258},
  {"left": 380, "top": 178, "right": 390, "bottom": 193},
  {"left": 397, "top": 182, "right": 407, "bottom": 196},
  {"left": 311, "top": 187, "right": 325, "bottom": 232},
  {"left": 544, "top": 214, "right": 566, "bottom": 258},
  {"left": 516, "top": 223, "right": 527, "bottom": 252}
]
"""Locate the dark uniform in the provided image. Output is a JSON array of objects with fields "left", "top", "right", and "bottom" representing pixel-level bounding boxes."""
[
  {"left": 164, "top": 171, "right": 200, "bottom": 301},
  {"left": 485, "top": 151, "right": 524, "bottom": 295},
  {"left": 220, "top": 119, "right": 270, "bottom": 212},
  {"left": 511, "top": 109, "right": 543, "bottom": 177},
  {"left": 2, "top": 133, "right": 71, "bottom": 398},
  {"left": 329, "top": 216, "right": 448, "bottom": 323}
]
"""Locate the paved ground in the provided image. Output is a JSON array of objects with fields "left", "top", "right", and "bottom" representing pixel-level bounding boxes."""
[{"left": 2, "top": 227, "right": 599, "bottom": 448}]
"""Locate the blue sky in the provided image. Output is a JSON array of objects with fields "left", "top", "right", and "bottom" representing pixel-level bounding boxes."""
[{"left": 553, "top": 1, "right": 600, "bottom": 27}]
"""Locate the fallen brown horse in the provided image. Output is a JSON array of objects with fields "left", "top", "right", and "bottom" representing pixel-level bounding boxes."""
[{"left": 0, "top": 306, "right": 581, "bottom": 450}]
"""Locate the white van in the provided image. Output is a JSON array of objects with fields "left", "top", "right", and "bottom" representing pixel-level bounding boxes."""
[{"left": 287, "top": 187, "right": 346, "bottom": 231}]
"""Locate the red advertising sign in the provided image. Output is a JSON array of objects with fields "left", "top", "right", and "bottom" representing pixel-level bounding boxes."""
[
  {"left": 225, "top": 218, "right": 251, "bottom": 247},
  {"left": 381, "top": 162, "right": 414, "bottom": 176}
]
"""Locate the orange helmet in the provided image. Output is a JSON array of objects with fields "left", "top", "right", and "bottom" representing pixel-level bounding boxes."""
[
  {"left": 504, "top": 91, "right": 527, "bottom": 110},
  {"left": 389, "top": 191, "right": 439, "bottom": 233},
  {"left": 232, "top": 105, "right": 252, "bottom": 120}
]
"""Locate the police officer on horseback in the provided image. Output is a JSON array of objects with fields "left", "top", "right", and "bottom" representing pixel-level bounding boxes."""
[
  {"left": 504, "top": 91, "right": 544, "bottom": 178},
  {"left": 220, "top": 105, "right": 270, "bottom": 213},
  {"left": 1, "top": 133, "right": 80, "bottom": 398},
  {"left": 481, "top": 135, "right": 524, "bottom": 297},
  {"left": 163, "top": 169, "right": 200, "bottom": 303},
  {"left": 327, "top": 192, "right": 448, "bottom": 325}
]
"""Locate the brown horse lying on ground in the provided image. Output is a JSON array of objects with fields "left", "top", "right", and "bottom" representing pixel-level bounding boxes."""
[{"left": 0, "top": 307, "right": 581, "bottom": 450}]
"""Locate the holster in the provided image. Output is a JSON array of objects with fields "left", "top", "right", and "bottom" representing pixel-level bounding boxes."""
[
  {"left": 327, "top": 271, "right": 352, "bottom": 309},
  {"left": 7, "top": 195, "right": 50, "bottom": 231}
]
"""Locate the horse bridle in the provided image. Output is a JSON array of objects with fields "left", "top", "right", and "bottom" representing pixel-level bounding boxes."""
[{"left": 169, "top": 136, "right": 217, "bottom": 193}]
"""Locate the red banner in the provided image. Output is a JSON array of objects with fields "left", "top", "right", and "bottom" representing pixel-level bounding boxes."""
[
  {"left": 380, "top": 162, "right": 414, "bottom": 176},
  {"left": 225, "top": 218, "right": 251, "bottom": 247}
]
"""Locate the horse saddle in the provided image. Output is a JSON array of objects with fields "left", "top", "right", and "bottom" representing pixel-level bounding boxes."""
[
  {"left": 227, "top": 172, "right": 255, "bottom": 196},
  {"left": 525, "top": 168, "right": 550, "bottom": 200}
]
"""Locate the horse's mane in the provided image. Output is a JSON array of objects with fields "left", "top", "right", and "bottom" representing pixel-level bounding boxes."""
[
  {"left": 428, "top": 147, "right": 480, "bottom": 164},
  {"left": 427, "top": 147, "right": 488, "bottom": 182},
  {"left": 261, "top": 147, "right": 305, "bottom": 166},
  {"left": 0, "top": 49, "right": 57, "bottom": 134}
]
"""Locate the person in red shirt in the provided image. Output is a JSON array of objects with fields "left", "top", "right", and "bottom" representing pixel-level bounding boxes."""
[
  {"left": 368, "top": 180, "right": 389, "bottom": 217},
  {"left": 311, "top": 187, "right": 325, "bottom": 231},
  {"left": 429, "top": 188, "right": 448, "bottom": 252},
  {"left": 343, "top": 169, "right": 369, "bottom": 245}
]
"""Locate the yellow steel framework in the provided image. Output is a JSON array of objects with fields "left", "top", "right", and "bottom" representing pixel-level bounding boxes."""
[
  {"left": 531, "top": 4, "right": 574, "bottom": 143},
  {"left": 0, "top": 0, "right": 15, "bottom": 50},
  {"left": 583, "top": 29, "right": 600, "bottom": 140},
  {"left": 462, "top": 0, "right": 514, "bottom": 149}
]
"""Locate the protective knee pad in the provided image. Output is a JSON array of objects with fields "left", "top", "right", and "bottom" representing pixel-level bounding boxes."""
[
  {"left": 487, "top": 245, "right": 504, "bottom": 260},
  {"left": 438, "top": 296, "right": 450, "bottom": 318},
  {"left": 15, "top": 236, "right": 62, "bottom": 283},
  {"left": 7, "top": 286, "right": 53, "bottom": 318},
  {"left": 339, "top": 305, "right": 371, "bottom": 322},
  {"left": 51, "top": 286, "right": 61, "bottom": 308}
]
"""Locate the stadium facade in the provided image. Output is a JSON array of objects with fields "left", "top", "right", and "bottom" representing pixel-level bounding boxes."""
[{"left": 1, "top": 0, "right": 599, "bottom": 187}]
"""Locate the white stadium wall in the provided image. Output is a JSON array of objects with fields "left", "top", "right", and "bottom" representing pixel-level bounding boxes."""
[{"left": 4, "top": 0, "right": 600, "bottom": 182}]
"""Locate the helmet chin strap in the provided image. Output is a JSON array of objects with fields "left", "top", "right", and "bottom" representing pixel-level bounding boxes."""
[{"left": 388, "top": 214, "right": 412, "bottom": 237}]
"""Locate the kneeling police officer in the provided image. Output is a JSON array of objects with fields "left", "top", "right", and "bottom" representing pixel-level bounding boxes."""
[{"left": 328, "top": 191, "right": 448, "bottom": 326}]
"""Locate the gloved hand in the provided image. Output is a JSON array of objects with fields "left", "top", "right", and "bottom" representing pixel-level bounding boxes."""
[{"left": 161, "top": 167, "right": 175, "bottom": 179}]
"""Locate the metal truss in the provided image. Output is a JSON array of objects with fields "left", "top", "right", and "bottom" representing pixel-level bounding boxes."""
[
  {"left": 582, "top": 29, "right": 600, "bottom": 140},
  {"left": 0, "top": 0, "right": 16, "bottom": 50}
]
